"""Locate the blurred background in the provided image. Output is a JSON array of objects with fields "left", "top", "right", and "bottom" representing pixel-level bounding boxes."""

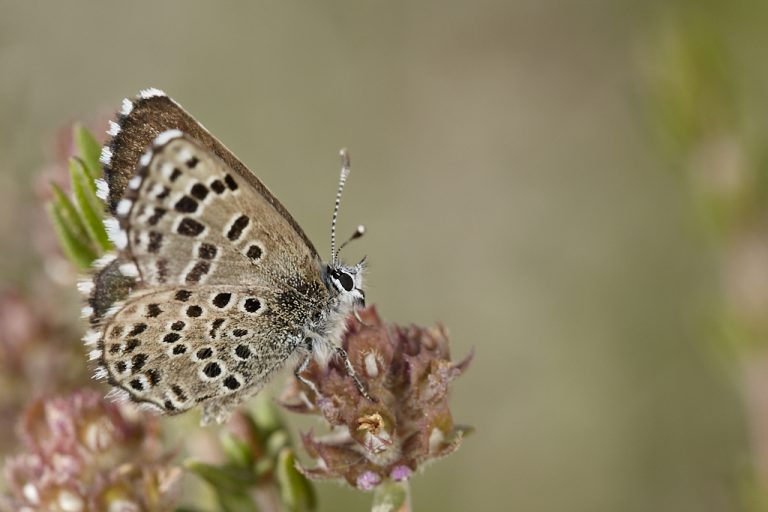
[{"left": 3, "top": 0, "right": 768, "bottom": 510}]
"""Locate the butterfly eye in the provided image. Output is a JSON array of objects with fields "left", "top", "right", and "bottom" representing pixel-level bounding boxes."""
[{"left": 338, "top": 272, "right": 354, "bottom": 292}]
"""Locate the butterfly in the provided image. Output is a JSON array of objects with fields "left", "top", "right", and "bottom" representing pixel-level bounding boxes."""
[{"left": 80, "top": 88, "right": 370, "bottom": 424}]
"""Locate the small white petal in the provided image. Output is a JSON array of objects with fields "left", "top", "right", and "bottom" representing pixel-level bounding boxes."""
[
  {"left": 23, "top": 483, "right": 39, "bottom": 504},
  {"left": 57, "top": 489, "right": 84, "bottom": 512},
  {"left": 364, "top": 352, "right": 379, "bottom": 378}
]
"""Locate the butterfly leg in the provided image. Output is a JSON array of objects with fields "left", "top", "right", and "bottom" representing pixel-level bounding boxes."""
[
  {"left": 295, "top": 338, "right": 321, "bottom": 397},
  {"left": 353, "top": 309, "right": 372, "bottom": 327},
  {"left": 335, "top": 346, "right": 374, "bottom": 402}
]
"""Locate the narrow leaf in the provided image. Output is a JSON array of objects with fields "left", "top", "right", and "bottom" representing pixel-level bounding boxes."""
[
  {"left": 185, "top": 460, "right": 260, "bottom": 512},
  {"left": 276, "top": 448, "right": 316, "bottom": 512},
  {"left": 185, "top": 460, "right": 254, "bottom": 494},
  {"left": 47, "top": 202, "right": 96, "bottom": 269},
  {"left": 51, "top": 183, "right": 91, "bottom": 244},
  {"left": 220, "top": 431, "right": 255, "bottom": 468},
  {"left": 74, "top": 124, "right": 102, "bottom": 181},
  {"left": 70, "top": 157, "right": 110, "bottom": 251}
]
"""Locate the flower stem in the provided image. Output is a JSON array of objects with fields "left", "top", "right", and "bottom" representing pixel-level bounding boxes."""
[{"left": 371, "top": 480, "right": 411, "bottom": 512}]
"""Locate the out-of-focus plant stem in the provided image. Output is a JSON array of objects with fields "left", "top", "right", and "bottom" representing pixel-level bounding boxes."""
[
  {"left": 372, "top": 480, "right": 411, "bottom": 512},
  {"left": 642, "top": 4, "right": 768, "bottom": 509}
]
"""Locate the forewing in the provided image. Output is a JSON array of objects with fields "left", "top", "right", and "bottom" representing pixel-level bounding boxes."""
[
  {"left": 99, "top": 89, "right": 318, "bottom": 259},
  {"left": 114, "top": 133, "right": 317, "bottom": 287}
]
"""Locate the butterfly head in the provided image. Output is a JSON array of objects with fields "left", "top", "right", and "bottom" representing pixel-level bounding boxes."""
[{"left": 327, "top": 260, "right": 366, "bottom": 307}]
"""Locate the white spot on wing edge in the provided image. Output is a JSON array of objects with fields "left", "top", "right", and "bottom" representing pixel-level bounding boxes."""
[
  {"left": 92, "top": 366, "right": 108, "bottom": 380},
  {"left": 82, "top": 330, "right": 100, "bottom": 346},
  {"left": 104, "top": 216, "right": 127, "bottom": 249},
  {"left": 99, "top": 146, "right": 112, "bottom": 166},
  {"left": 139, "top": 87, "right": 166, "bottom": 99},
  {"left": 105, "top": 388, "right": 130, "bottom": 403},
  {"left": 107, "top": 120, "right": 121, "bottom": 137},
  {"left": 81, "top": 305, "right": 94, "bottom": 318},
  {"left": 77, "top": 279, "right": 94, "bottom": 296},
  {"left": 95, "top": 179, "right": 109, "bottom": 201},
  {"left": 88, "top": 349, "right": 100, "bottom": 361},
  {"left": 103, "top": 217, "right": 120, "bottom": 239},
  {"left": 154, "top": 129, "right": 184, "bottom": 147},
  {"left": 92, "top": 252, "right": 116, "bottom": 270},
  {"left": 137, "top": 402, "right": 164, "bottom": 413},
  {"left": 120, "top": 98, "right": 133, "bottom": 116},
  {"left": 113, "top": 229, "right": 128, "bottom": 250}
]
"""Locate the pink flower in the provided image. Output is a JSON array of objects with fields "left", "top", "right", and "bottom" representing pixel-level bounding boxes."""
[
  {"left": 2, "top": 389, "right": 180, "bottom": 511},
  {"left": 281, "top": 307, "right": 472, "bottom": 490}
]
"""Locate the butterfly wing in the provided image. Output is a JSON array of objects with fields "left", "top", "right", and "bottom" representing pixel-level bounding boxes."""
[
  {"left": 99, "top": 88, "right": 319, "bottom": 258},
  {"left": 114, "top": 132, "right": 316, "bottom": 286},
  {"left": 96, "top": 285, "right": 301, "bottom": 418},
  {"left": 84, "top": 90, "right": 331, "bottom": 422}
]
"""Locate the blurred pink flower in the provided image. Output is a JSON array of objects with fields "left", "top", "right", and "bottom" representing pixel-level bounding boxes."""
[
  {"left": 0, "top": 289, "right": 88, "bottom": 455},
  {"left": 2, "top": 389, "right": 181, "bottom": 511}
]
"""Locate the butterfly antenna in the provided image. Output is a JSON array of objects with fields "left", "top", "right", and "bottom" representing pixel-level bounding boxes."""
[
  {"left": 337, "top": 225, "right": 366, "bottom": 260},
  {"left": 331, "top": 149, "right": 351, "bottom": 266}
]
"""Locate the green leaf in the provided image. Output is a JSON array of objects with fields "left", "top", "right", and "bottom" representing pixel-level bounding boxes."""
[
  {"left": 48, "top": 185, "right": 98, "bottom": 268},
  {"left": 185, "top": 460, "right": 260, "bottom": 512},
  {"left": 220, "top": 432, "right": 255, "bottom": 468},
  {"left": 265, "top": 430, "right": 289, "bottom": 459},
  {"left": 217, "top": 491, "right": 262, "bottom": 512},
  {"left": 251, "top": 394, "right": 283, "bottom": 438},
  {"left": 275, "top": 448, "right": 316, "bottom": 512},
  {"left": 70, "top": 157, "right": 110, "bottom": 251},
  {"left": 47, "top": 202, "right": 96, "bottom": 269},
  {"left": 371, "top": 480, "right": 409, "bottom": 512},
  {"left": 74, "top": 124, "right": 102, "bottom": 181},
  {"left": 185, "top": 460, "right": 254, "bottom": 493}
]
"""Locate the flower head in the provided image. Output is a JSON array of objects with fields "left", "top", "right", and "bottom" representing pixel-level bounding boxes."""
[
  {"left": 281, "top": 307, "right": 472, "bottom": 490},
  {"left": 2, "top": 389, "right": 180, "bottom": 511}
]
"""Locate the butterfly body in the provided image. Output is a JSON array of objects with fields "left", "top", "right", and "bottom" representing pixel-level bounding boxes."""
[{"left": 82, "top": 89, "right": 366, "bottom": 424}]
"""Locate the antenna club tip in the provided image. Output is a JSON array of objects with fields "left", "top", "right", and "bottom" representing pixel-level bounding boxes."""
[
  {"left": 339, "top": 148, "right": 350, "bottom": 169},
  {"left": 356, "top": 225, "right": 366, "bottom": 235}
]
